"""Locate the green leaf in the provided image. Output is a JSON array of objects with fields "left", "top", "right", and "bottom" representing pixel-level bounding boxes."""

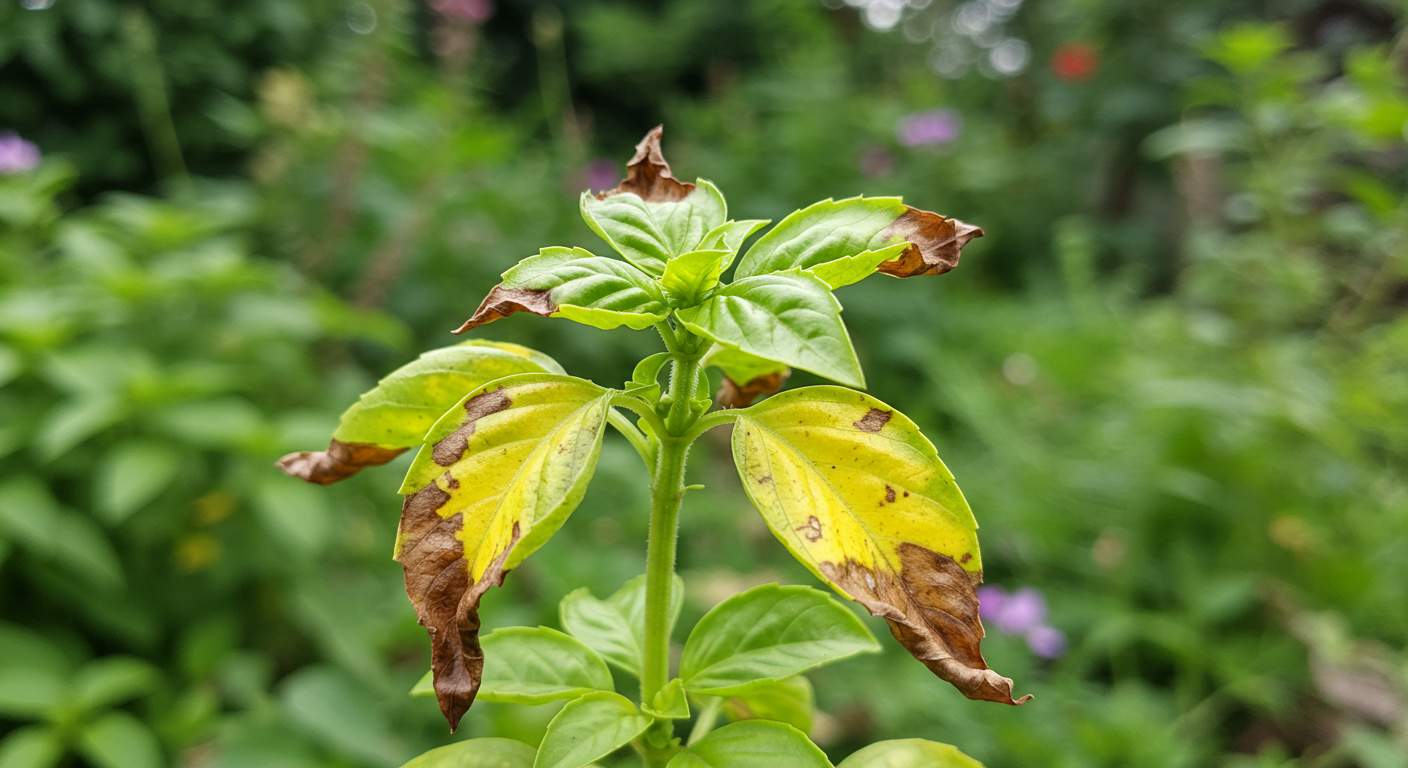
[
  {"left": 559, "top": 573, "right": 685, "bottom": 677},
  {"left": 660, "top": 249, "right": 731, "bottom": 306},
  {"left": 643, "top": 679, "right": 690, "bottom": 720},
  {"left": 95, "top": 441, "right": 180, "bottom": 525},
  {"left": 0, "top": 623, "right": 67, "bottom": 719},
  {"left": 279, "top": 340, "right": 563, "bottom": 484},
  {"left": 731, "top": 387, "right": 1025, "bottom": 706},
  {"left": 401, "top": 738, "right": 537, "bottom": 768},
  {"left": 0, "top": 727, "right": 63, "bottom": 768},
  {"left": 456, "top": 248, "right": 669, "bottom": 333},
  {"left": 666, "top": 721, "right": 830, "bottom": 768},
  {"left": 396, "top": 374, "right": 613, "bottom": 730},
  {"left": 73, "top": 657, "right": 159, "bottom": 712},
  {"left": 533, "top": 692, "right": 652, "bottom": 768},
  {"left": 0, "top": 479, "right": 123, "bottom": 591},
  {"left": 698, "top": 219, "right": 770, "bottom": 258},
  {"left": 680, "top": 584, "right": 878, "bottom": 695},
  {"left": 723, "top": 676, "right": 814, "bottom": 734},
  {"left": 75, "top": 711, "right": 164, "bottom": 768},
  {"left": 675, "top": 271, "right": 864, "bottom": 388},
  {"left": 474, "top": 626, "right": 613, "bottom": 704},
  {"left": 36, "top": 396, "right": 123, "bottom": 460},
  {"left": 735, "top": 196, "right": 980, "bottom": 286},
  {"left": 625, "top": 352, "right": 672, "bottom": 402},
  {"left": 253, "top": 476, "right": 331, "bottom": 556},
  {"left": 702, "top": 347, "right": 791, "bottom": 408},
  {"left": 281, "top": 666, "right": 406, "bottom": 766},
  {"left": 836, "top": 740, "right": 983, "bottom": 768}
]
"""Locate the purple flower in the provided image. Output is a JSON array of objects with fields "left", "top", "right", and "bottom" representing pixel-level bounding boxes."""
[
  {"left": 897, "top": 109, "right": 961, "bottom": 147},
  {"left": 1025, "top": 625, "right": 1067, "bottom": 659},
  {"left": 582, "top": 159, "right": 619, "bottom": 192},
  {"left": 0, "top": 132, "right": 40, "bottom": 174},
  {"left": 431, "top": 0, "right": 492, "bottom": 23}
]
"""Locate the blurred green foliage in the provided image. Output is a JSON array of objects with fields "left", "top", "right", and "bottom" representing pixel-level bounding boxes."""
[{"left": 2, "top": 0, "right": 1406, "bottom": 766}]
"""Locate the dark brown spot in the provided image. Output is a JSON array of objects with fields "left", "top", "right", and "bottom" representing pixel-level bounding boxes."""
[
  {"left": 795, "top": 515, "right": 824, "bottom": 542},
  {"left": 594, "top": 125, "right": 694, "bottom": 202},
  {"left": 853, "top": 408, "right": 892, "bottom": 433},
  {"left": 819, "top": 544, "right": 1028, "bottom": 707},
  {"left": 276, "top": 439, "right": 405, "bottom": 485},
  {"left": 445, "top": 475, "right": 460, "bottom": 490},
  {"left": 876, "top": 206, "right": 983, "bottom": 278},
  {"left": 454, "top": 286, "right": 557, "bottom": 333},
  {"left": 885, "top": 485, "right": 897, "bottom": 503},
  {"left": 903, "top": 490, "right": 910, "bottom": 498},
  {"left": 432, "top": 388, "right": 512, "bottom": 466},
  {"left": 755, "top": 474, "right": 773, "bottom": 485},
  {"left": 960, "top": 553, "right": 973, "bottom": 564},
  {"left": 716, "top": 368, "right": 790, "bottom": 409}
]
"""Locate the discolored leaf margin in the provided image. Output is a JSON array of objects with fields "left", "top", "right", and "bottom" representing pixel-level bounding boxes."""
[
  {"left": 278, "top": 440, "right": 405, "bottom": 485},
  {"left": 717, "top": 369, "right": 789, "bottom": 409},
  {"left": 395, "top": 373, "right": 613, "bottom": 730},
  {"left": 730, "top": 387, "right": 1028, "bottom": 707},
  {"left": 597, "top": 124, "right": 694, "bottom": 202}
]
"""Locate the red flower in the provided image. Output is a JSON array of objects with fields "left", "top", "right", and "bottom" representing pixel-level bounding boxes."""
[{"left": 1051, "top": 42, "right": 1098, "bottom": 82}]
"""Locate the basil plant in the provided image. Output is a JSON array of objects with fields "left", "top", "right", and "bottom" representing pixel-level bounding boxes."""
[{"left": 281, "top": 128, "right": 1025, "bottom": 768}]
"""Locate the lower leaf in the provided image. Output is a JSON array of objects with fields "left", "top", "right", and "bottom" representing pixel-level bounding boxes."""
[
  {"left": 837, "top": 739, "right": 983, "bottom": 767},
  {"left": 533, "top": 692, "right": 652, "bottom": 768},
  {"left": 402, "top": 738, "right": 537, "bottom": 768},
  {"left": 666, "top": 721, "right": 829, "bottom": 768}
]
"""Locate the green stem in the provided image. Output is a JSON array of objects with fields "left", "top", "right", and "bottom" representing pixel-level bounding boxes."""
[{"left": 640, "top": 432, "right": 688, "bottom": 763}]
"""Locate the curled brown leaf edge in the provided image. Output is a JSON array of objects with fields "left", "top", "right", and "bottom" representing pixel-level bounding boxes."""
[{"left": 276, "top": 440, "right": 405, "bottom": 485}]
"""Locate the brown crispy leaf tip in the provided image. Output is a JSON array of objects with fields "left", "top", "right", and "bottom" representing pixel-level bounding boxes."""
[
  {"left": 276, "top": 440, "right": 405, "bottom": 485},
  {"left": 877, "top": 206, "right": 984, "bottom": 278},
  {"left": 717, "top": 369, "right": 791, "bottom": 409},
  {"left": 597, "top": 125, "right": 695, "bottom": 203},
  {"left": 453, "top": 285, "right": 557, "bottom": 335},
  {"left": 822, "top": 543, "right": 1031, "bottom": 706}
]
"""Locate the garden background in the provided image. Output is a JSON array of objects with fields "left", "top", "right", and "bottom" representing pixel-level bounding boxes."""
[{"left": 2, "top": 0, "right": 1407, "bottom": 765}]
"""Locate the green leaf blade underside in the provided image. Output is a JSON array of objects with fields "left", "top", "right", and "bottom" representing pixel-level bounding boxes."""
[
  {"left": 457, "top": 248, "right": 669, "bottom": 333},
  {"left": 395, "top": 373, "right": 613, "bottom": 730},
  {"left": 533, "top": 692, "right": 652, "bottom": 768},
  {"left": 836, "top": 739, "right": 984, "bottom": 768},
  {"left": 730, "top": 386, "right": 1027, "bottom": 706},
  {"left": 278, "top": 340, "right": 562, "bottom": 485},
  {"left": 674, "top": 271, "right": 864, "bottom": 389},
  {"left": 401, "top": 737, "right": 537, "bottom": 768},
  {"left": 665, "top": 721, "right": 830, "bottom": 768},
  {"left": 580, "top": 181, "right": 727, "bottom": 275},
  {"left": 680, "top": 583, "right": 879, "bottom": 695},
  {"left": 558, "top": 574, "right": 684, "bottom": 677},
  {"left": 475, "top": 627, "right": 613, "bottom": 704}
]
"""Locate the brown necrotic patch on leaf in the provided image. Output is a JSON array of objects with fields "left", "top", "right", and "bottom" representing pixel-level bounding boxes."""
[
  {"left": 821, "top": 544, "right": 1029, "bottom": 706},
  {"left": 717, "top": 369, "right": 791, "bottom": 409},
  {"left": 431, "top": 388, "right": 512, "bottom": 466},
  {"left": 396, "top": 481, "right": 522, "bottom": 731},
  {"left": 276, "top": 440, "right": 405, "bottom": 485},
  {"left": 853, "top": 408, "right": 892, "bottom": 433},
  {"left": 876, "top": 207, "right": 984, "bottom": 278},
  {"left": 453, "top": 286, "right": 557, "bottom": 334},
  {"left": 596, "top": 125, "right": 694, "bottom": 203}
]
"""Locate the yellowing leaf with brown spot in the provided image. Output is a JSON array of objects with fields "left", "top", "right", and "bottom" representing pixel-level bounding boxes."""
[
  {"left": 730, "top": 386, "right": 1027, "bottom": 706},
  {"left": 395, "top": 373, "right": 613, "bottom": 731}
]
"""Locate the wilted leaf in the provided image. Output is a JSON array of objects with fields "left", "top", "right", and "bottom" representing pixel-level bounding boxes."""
[
  {"left": 533, "top": 692, "right": 651, "bottom": 768},
  {"left": 680, "top": 583, "right": 879, "bottom": 695},
  {"left": 455, "top": 248, "right": 669, "bottom": 334},
  {"left": 837, "top": 739, "right": 984, "bottom": 768},
  {"left": 666, "top": 721, "right": 829, "bottom": 768},
  {"left": 559, "top": 573, "right": 684, "bottom": 677},
  {"left": 704, "top": 347, "right": 790, "bottom": 409},
  {"left": 676, "top": 271, "right": 863, "bottom": 388},
  {"left": 579, "top": 126, "right": 727, "bottom": 275},
  {"left": 401, "top": 738, "right": 536, "bottom": 768},
  {"left": 735, "top": 196, "right": 981, "bottom": 287},
  {"left": 278, "top": 341, "right": 561, "bottom": 484},
  {"left": 730, "top": 387, "right": 1026, "bottom": 706},
  {"left": 396, "top": 373, "right": 612, "bottom": 730},
  {"left": 723, "top": 676, "right": 814, "bottom": 734}
]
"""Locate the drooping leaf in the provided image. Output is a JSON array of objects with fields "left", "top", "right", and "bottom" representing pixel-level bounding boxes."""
[
  {"left": 532, "top": 692, "right": 652, "bottom": 768},
  {"left": 698, "top": 219, "right": 770, "bottom": 258},
  {"left": 680, "top": 583, "right": 878, "bottom": 695},
  {"left": 643, "top": 678, "right": 691, "bottom": 720},
  {"left": 396, "top": 373, "right": 613, "bottom": 730},
  {"left": 456, "top": 248, "right": 669, "bottom": 334},
  {"left": 723, "top": 676, "right": 814, "bottom": 734},
  {"left": 735, "top": 196, "right": 982, "bottom": 287},
  {"left": 837, "top": 739, "right": 984, "bottom": 768},
  {"left": 401, "top": 738, "right": 537, "bottom": 768},
  {"left": 665, "top": 721, "right": 830, "bottom": 768},
  {"left": 730, "top": 387, "right": 1027, "bottom": 706},
  {"left": 704, "top": 347, "right": 790, "bottom": 409},
  {"left": 660, "top": 249, "right": 731, "bottom": 307},
  {"left": 74, "top": 712, "right": 164, "bottom": 768},
  {"left": 278, "top": 341, "right": 562, "bottom": 484},
  {"left": 675, "top": 271, "right": 864, "bottom": 389},
  {"left": 579, "top": 126, "right": 727, "bottom": 275},
  {"left": 559, "top": 573, "right": 684, "bottom": 677},
  {"left": 475, "top": 626, "right": 613, "bottom": 704}
]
